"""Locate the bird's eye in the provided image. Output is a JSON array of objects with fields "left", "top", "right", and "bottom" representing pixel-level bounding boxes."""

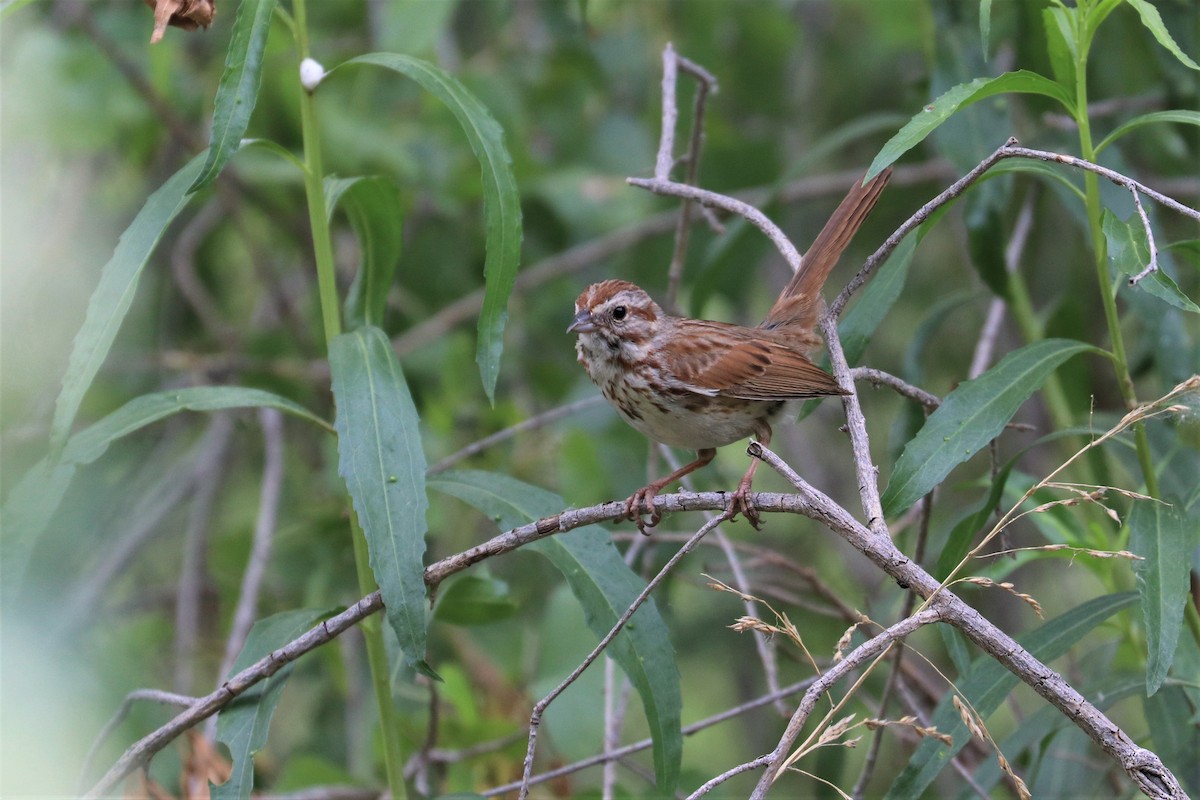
[{"left": 612, "top": 306, "right": 627, "bottom": 321}]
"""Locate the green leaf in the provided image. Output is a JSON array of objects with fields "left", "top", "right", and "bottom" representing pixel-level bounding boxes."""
[
  {"left": 433, "top": 574, "right": 518, "bottom": 625},
  {"left": 428, "top": 470, "right": 682, "bottom": 794},
  {"left": 1, "top": 387, "right": 328, "bottom": 598},
  {"left": 839, "top": 231, "right": 918, "bottom": 365},
  {"left": 1129, "top": 498, "right": 1192, "bottom": 695},
  {"left": 329, "top": 327, "right": 432, "bottom": 676},
  {"left": 1104, "top": 210, "right": 1200, "bottom": 315},
  {"left": 867, "top": 71, "right": 1075, "bottom": 179},
  {"left": 1042, "top": 7, "right": 1077, "bottom": 90},
  {"left": 964, "top": 676, "right": 1143, "bottom": 799},
  {"left": 189, "top": 0, "right": 277, "bottom": 191},
  {"left": 1143, "top": 686, "right": 1200, "bottom": 795},
  {"left": 325, "top": 175, "right": 404, "bottom": 329},
  {"left": 212, "top": 608, "right": 331, "bottom": 799},
  {"left": 337, "top": 53, "right": 523, "bottom": 403},
  {"left": 1126, "top": 0, "right": 1200, "bottom": 71},
  {"left": 881, "top": 339, "right": 1098, "bottom": 516},
  {"left": 1096, "top": 110, "right": 1200, "bottom": 154},
  {"left": 884, "top": 592, "right": 1138, "bottom": 799},
  {"left": 50, "top": 152, "right": 207, "bottom": 451}
]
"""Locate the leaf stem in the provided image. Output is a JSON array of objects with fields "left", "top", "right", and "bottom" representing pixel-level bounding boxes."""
[
  {"left": 1073, "top": 6, "right": 1159, "bottom": 499},
  {"left": 293, "top": 0, "right": 341, "bottom": 347},
  {"left": 292, "top": 3, "right": 407, "bottom": 797}
]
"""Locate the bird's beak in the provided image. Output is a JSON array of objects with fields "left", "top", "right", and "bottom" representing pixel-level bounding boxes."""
[{"left": 567, "top": 309, "right": 595, "bottom": 334}]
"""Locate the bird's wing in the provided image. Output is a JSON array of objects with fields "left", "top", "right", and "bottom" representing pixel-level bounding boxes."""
[{"left": 662, "top": 322, "right": 845, "bottom": 400}]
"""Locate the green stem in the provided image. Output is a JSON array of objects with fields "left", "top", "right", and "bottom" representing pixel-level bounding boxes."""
[
  {"left": 352, "top": 514, "right": 408, "bottom": 797},
  {"left": 292, "top": 2, "right": 408, "bottom": 797},
  {"left": 1073, "top": 10, "right": 1159, "bottom": 499},
  {"left": 294, "top": 0, "right": 341, "bottom": 348}
]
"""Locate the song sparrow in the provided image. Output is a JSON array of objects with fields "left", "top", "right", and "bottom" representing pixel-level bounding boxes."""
[{"left": 568, "top": 169, "right": 891, "bottom": 532}]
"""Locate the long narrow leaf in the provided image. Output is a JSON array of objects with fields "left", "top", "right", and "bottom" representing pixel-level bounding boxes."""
[
  {"left": 867, "top": 71, "right": 1075, "bottom": 179},
  {"left": 189, "top": 0, "right": 277, "bottom": 191},
  {"left": 324, "top": 175, "right": 404, "bottom": 329},
  {"left": 1125, "top": 0, "right": 1200, "bottom": 71},
  {"left": 881, "top": 339, "right": 1098, "bottom": 516},
  {"left": 50, "top": 152, "right": 207, "bottom": 451},
  {"left": 884, "top": 592, "right": 1138, "bottom": 799},
  {"left": 1129, "top": 498, "right": 1192, "bottom": 695},
  {"left": 329, "top": 327, "right": 432, "bottom": 676},
  {"left": 1096, "top": 110, "right": 1200, "bottom": 155},
  {"left": 211, "top": 608, "right": 331, "bottom": 799},
  {"left": 428, "top": 470, "right": 683, "bottom": 794},
  {"left": 1, "top": 387, "right": 328, "bottom": 597},
  {"left": 337, "top": 53, "right": 523, "bottom": 403}
]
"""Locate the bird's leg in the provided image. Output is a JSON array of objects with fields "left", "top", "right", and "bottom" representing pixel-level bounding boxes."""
[
  {"left": 627, "top": 448, "right": 716, "bottom": 534},
  {"left": 730, "top": 425, "right": 771, "bottom": 529}
]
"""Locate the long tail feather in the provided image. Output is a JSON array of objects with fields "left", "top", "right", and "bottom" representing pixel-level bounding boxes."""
[{"left": 762, "top": 168, "right": 892, "bottom": 332}]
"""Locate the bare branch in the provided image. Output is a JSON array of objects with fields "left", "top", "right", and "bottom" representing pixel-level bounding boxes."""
[
  {"left": 747, "top": 444, "right": 1186, "bottom": 800},
  {"left": 850, "top": 367, "right": 940, "bottom": 409},
  {"left": 427, "top": 396, "right": 605, "bottom": 474},
  {"left": 627, "top": 176, "right": 804, "bottom": 273},
  {"left": 1127, "top": 187, "right": 1160, "bottom": 285}
]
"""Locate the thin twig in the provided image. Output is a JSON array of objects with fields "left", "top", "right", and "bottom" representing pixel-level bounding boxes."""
[
  {"left": 660, "top": 46, "right": 719, "bottom": 313},
  {"left": 654, "top": 43, "right": 680, "bottom": 182},
  {"left": 484, "top": 676, "right": 819, "bottom": 797},
  {"left": 850, "top": 367, "right": 940, "bottom": 409},
  {"left": 999, "top": 144, "right": 1200, "bottom": 223},
  {"left": 516, "top": 513, "right": 728, "bottom": 799},
  {"left": 627, "top": 176, "right": 803, "bottom": 273},
  {"left": 1127, "top": 187, "right": 1159, "bottom": 285},
  {"left": 427, "top": 396, "right": 605, "bottom": 474},
  {"left": 969, "top": 187, "right": 1035, "bottom": 378},
  {"left": 823, "top": 316, "right": 887, "bottom": 536},
  {"left": 78, "top": 690, "right": 197, "bottom": 794}
]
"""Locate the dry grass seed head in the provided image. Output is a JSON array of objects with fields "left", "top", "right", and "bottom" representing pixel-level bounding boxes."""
[{"left": 959, "top": 576, "right": 1044, "bottom": 618}]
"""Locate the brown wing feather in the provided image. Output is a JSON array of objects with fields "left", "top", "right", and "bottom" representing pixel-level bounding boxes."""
[{"left": 663, "top": 322, "right": 845, "bottom": 400}]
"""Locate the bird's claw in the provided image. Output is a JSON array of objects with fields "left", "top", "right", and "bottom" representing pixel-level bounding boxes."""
[
  {"left": 626, "top": 487, "right": 662, "bottom": 535},
  {"left": 728, "top": 486, "right": 764, "bottom": 530}
]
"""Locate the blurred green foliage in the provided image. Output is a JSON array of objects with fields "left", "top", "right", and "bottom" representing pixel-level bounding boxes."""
[{"left": 1, "top": 1, "right": 1197, "bottom": 798}]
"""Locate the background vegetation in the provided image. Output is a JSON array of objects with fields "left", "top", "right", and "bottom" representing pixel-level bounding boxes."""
[{"left": 1, "top": 1, "right": 1197, "bottom": 798}]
